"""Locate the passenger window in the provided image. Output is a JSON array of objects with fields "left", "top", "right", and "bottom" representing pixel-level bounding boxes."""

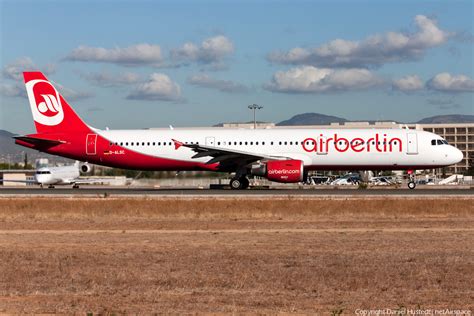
[
  {"left": 262, "top": 142, "right": 265, "bottom": 145},
  {"left": 153, "top": 142, "right": 155, "bottom": 146}
]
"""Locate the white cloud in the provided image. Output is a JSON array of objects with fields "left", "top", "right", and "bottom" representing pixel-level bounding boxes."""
[
  {"left": 171, "top": 35, "right": 234, "bottom": 65},
  {"left": 427, "top": 73, "right": 474, "bottom": 92},
  {"left": 52, "top": 82, "right": 93, "bottom": 101},
  {"left": 66, "top": 44, "right": 163, "bottom": 66},
  {"left": 187, "top": 74, "right": 248, "bottom": 93},
  {"left": 127, "top": 73, "right": 181, "bottom": 101},
  {"left": 81, "top": 71, "right": 141, "bottom": 87},
  {"left": 0, "top": 80, "right": 91, "bottom": 101},
  {"left": 267, "top": 15, "right": 450, "bottom": 68},
  {"left": 392, "top": 75, "right": 424, "bottom": 92},
  {"left": 0, "top": 83, "right": 26, "bottom": 98},
  {"left": 264, "top": 66, "right": 382, "bottom": 93},
  {"left": 2, "top": 57, "right": 56, "bottom": 81}
]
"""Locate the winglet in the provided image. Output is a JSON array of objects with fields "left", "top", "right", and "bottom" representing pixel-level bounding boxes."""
[{"left": 172, "top": 139, "right": 183, "bottom": 150}]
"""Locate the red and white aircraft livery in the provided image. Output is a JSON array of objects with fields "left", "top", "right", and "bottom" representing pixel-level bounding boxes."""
[{"left": 15, "top": 72, "right": 463, "bottom": 189}]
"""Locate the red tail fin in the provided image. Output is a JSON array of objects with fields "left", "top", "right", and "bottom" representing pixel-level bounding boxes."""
[{"left": 24, "top": 72, "right": 90, "bottom": 134}]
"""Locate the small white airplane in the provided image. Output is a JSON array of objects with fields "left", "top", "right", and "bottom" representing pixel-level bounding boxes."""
[
  {"left": 1, "top": 161, "right": 98, "bottom": 188},
  {"left": 13, "top": 72, "right": 464, "bottom": 189}
]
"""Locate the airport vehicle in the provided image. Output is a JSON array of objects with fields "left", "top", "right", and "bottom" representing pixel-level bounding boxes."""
[
  {"left": 369, "top": 176, "right": 397, "bottom": 186},
  {"left": 306, "top": 175, "right": 332, "bottom": 185},
  {"left": 14, "top": 72, "right": 463, "bottom": 189},
  {"left": 0, "top": 161, "right": 97, "bottom": 188},
  {"left": 330, "top": 173, "right": 361, "bottom": 186}
]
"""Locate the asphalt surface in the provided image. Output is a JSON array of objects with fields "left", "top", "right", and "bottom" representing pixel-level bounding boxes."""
[{"left": 0, "top": 186, "right": 472, "bottom": 196}]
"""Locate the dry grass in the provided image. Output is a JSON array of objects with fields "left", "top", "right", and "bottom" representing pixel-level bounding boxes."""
[
  {"left": 0, "top": 197, "right": 472, "bottom": 221},
  {"left": 0, "top": 197, "right": 473, "bottom": 313}
]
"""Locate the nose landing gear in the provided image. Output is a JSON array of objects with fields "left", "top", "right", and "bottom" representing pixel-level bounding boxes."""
[{"left": 407, "top": 170, "right": 416, "bottom": 189}]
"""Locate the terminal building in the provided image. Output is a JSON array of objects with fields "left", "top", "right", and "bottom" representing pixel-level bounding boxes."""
[{"left": 222, "top": 121, "right": 474, "bottom": 175}]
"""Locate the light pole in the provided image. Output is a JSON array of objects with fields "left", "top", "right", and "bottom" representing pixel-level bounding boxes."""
[{"left": 248, "top": 104, "right": 263, "bottom": 129}]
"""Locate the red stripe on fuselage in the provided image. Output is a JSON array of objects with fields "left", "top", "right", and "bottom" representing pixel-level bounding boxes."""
[{"left": 23, "top": 130, "right": 219, "bottom": 171}]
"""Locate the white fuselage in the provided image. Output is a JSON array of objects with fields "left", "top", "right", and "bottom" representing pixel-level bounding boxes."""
[
  {"left": 35, "top": 165, "right": 80, "bottom": 185},
  {"left": 96, "top": 127, "right": 463, "bottom": 170}
]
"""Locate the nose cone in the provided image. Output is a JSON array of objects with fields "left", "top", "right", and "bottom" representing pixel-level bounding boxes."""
[{"left": 451, "top": 146, "right": 463, "bottom": 164}]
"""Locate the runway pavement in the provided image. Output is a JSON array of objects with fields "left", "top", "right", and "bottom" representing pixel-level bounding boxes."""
[{"left": 0, "top": 186, "right": 472, "bottom": 197}]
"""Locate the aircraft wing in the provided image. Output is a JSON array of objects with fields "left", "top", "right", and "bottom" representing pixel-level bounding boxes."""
[
  {"left": 0, "top": 179, "right": 38, "bottom": 184},
  {"left": 70, "top": 178, "right": 112, "bottom": 185},
  {"left": 172, "top": 139, "right": 288, "bottom": 171}
]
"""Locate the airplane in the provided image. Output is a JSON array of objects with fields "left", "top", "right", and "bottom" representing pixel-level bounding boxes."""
[
  {"left": 0, "top": 161, "right": 97, "bottom": 188},
  {"left": 13, "top": 72, "right": 463, "bottom": 189}
]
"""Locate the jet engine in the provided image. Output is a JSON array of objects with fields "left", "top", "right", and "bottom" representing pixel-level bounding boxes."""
[
  {"left": 80, "top": 163, "right": 91, "bottom": 173},
  {"left": 251, "top": 159, "right": 304, "bottom": 183}
]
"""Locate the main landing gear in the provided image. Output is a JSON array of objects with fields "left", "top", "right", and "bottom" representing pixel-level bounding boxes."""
[
  {"left": 230, "top": 176, "right": 249, "bottom": 190},
  {"left": 407, "top": 170, "right": 416, "bottom": 190}
]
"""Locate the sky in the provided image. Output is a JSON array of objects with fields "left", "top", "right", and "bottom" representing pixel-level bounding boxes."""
[{"left": 0, "top": 0, "right": 473, "bottom": 134}]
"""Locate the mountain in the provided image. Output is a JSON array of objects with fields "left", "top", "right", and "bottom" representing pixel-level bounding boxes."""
[
  {"left": 0, "top": 130, "right": 21, "bottom": 155},
  {"left": 213, "top": 121, "right": 268, "bottom": 127},
  {"left": 416, "top": 114, "right": 474, "bottom": 124},
  {"left": 277, "top": 113, "right": 347, "bottom": 126},
  {"left": 0, "top": 130, "right": 71, "bottom": 164}
]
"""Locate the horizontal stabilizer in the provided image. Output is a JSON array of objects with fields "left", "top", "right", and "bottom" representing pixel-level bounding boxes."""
[{"left": 14, "top": 135, "right": 65, "bottom": 146}]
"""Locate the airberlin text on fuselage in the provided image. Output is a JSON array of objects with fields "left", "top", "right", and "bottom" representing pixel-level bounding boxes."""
[{"left": 302, "top": 133, "right": 403, "bottom": 153}]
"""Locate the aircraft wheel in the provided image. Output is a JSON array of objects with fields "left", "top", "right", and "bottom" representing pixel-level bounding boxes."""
[
  {"left": 408, "top": 181, "right": 416, "bottom": 189},
  {"left": 48, "top": 185, "right": 55, "bottom": 189},
  {"left": 72, "top": 185, "right": 80, "bottom": 189},
  {"left": 230, "top": 177, "right": 243, "bottom": 190}
]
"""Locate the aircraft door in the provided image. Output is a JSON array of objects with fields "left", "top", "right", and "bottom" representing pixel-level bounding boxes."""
[
  {"left": 86, "top": 134, "right": 97, "bottom": 155},
  {"left": 406, "top": 133, "right": 418, "bottom": 155},
  {"left": 317, "top": 136, "right": 328, "bottom": 155},
  {"left": 205, "top": 137, "right": 215, "bottom": 147}
]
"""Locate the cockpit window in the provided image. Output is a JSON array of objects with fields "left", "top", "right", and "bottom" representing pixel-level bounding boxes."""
[
  {"left": 437, "top": 140, "right": 444, "bottom": 145},
  {"left": 36, "top": 171, "right": 51, "bottom": 175},
  {"left": 431, "top": 140, "right": 436, "bottom": 146},
  {"left": 442, "top": 140, "right": 448, "bottom": 144}
]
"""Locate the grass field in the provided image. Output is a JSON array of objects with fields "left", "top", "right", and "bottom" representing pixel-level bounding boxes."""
[{"left": 0, "top": 197, "right": 473, "bottom": 313}]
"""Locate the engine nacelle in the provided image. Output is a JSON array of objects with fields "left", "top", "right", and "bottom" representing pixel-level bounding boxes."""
[
  {"left": 80, "top": 163, "right": 91, "bottom": 173},
  {"left": 251, "top": 159, "right": 304, "bottom": 183}
]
